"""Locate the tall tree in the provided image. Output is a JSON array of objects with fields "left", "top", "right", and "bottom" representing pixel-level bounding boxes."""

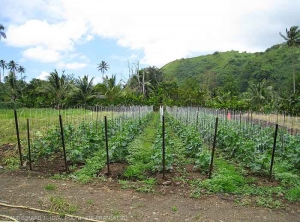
[
  {"left": 6, "top": 71, "right": 19, "bottom": 104},
  {"left": 8, "top": 60, "right": 19, "bottom": 90},
  {"left": 44, "top": 69, "right": 72, "bottom": 111},
  {"left": 247, "top": 80, "right": 274, "bottom": 111},
  {"left": 0, "top": 24, "right": 6, "bottom": 40},
  {"left": 18, "top": 66, "right": 26, "bottom": 80},
  {"left": 95, "top": 75, "right": 122, "bottom": 102},
  {"left": 75, "top": 75, "right": 95, "bottom": 106},
  {"left": 8, "top": 60, "right": 19, "bottom": 78},
  {"left": 0, "top": 60, "right": 7, "bottom": 83},
  {"left": 97, "top": 61, "right": 110, "bottom": 78},
  {"left": 280, "top": 26, "right": 300, "bottom": 93}
]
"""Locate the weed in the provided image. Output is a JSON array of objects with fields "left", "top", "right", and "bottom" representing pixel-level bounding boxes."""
[
  {"left": 275, "top": 172, "right": 300, "bottom": 187},
  {"left": 135, "top": 179, "right": 156, "bottom": 193},
  {"left": 118, "top": 180, "right": 135, "bottom": 189},
  {"left": 124, "top": 165, "right": 146, "bottom": 179},
  {"left": 143, "top": 178, "right": 156, "bottom": 185},
  {"left": 3, "top": 156, "right": 19, "bottom": 170},
  {"left": 86, "top": 199, "right": 94, "bottom": 205},
  {"left": 200, "top": 160, "right": 246, "bottom": 193},
  {"left": 45, "top": 184, "right": 56, "bottom": 191},
  {"left": 286, "top": 187, "right": 300, "bottom": 201},
  {"left": 136, "top": 185, "right": 155, "bottom": 193},
  {"left": 51, "top": 173, "right": 68, "bottom": 180},
  {"left": 255, "top": 196, "right": 281, "bottom": 208},
  {"left": 172, "top": 206, "right": 178, "bottom": 212},
  {"left": 49, "top": 196, "right": 77, "bottom": 214},
  {"left": 112, "top": 211, "right": 120, "bottom": 216}
]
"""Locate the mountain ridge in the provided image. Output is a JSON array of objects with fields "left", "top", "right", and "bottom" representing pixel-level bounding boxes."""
[{"left": 161, "top": 44, "right": 300, "bottom": 94}]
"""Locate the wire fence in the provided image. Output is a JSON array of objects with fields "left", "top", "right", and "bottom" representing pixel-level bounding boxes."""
[{"left": 166, "top": 106, "right": 300, "bottom": 175}]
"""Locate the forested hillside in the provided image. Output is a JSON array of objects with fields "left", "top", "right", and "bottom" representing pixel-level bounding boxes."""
[{"left": 161, "top": 44, "right": 300, "bottom": 94}]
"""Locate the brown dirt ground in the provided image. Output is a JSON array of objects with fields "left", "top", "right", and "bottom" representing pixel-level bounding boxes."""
[
  {"left": 1, "top": 145, "right": 300, "bottom": 222},
  {"left": 0, "top": 170, "right": 300, "bottom": 222}
]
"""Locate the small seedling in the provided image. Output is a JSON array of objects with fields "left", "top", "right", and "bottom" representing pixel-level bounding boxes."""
[
  {"left": 86, "top": 199, "right": 94, "bottom": 205},
  {"left": 45, "top": 184, "right": 56, "bottom": 191},
  {"left": 172, "top": 206, "right": 178, "bottom": 212}
]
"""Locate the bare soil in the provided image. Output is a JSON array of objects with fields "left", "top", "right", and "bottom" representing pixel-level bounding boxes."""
[
  {"left": 0, "top": 170, "right": 300, "bottom": 222},
  {"left": 1, "top": 145, "right": 300, "bottom": 222}
]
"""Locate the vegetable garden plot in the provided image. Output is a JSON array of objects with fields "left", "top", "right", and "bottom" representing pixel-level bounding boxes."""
[
  {"left": 0, "top": 106, "right": 153, "bottom": 175},
  {"left": 166, "top": 106, "right": 300, "bottom": 178}
]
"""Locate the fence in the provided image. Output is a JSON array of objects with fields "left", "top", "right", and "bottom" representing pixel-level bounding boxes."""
[{"left": 0, "top": 106, "right": 153, "bottom": 172}]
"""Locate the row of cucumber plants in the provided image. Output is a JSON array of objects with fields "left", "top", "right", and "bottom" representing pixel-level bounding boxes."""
[
  {"left": 26, "top": 106, "right": 153, "bottom": 164},
  {"left": 164, "top": 113, "right": 211, "bottom": 174},
  {"left": 150, "top": 115, "right": 174, "bottom": 173},
  {"left": 71, "top": 112, "right": 153, "bottom": 182},
  {"left": 166, "top": 107, "right": 300, "bottom": 179},
  {"left": 124, "top": 113, "right": 159, "bottom": 179}
]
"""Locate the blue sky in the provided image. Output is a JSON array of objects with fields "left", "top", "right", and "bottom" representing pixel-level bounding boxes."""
[{"left": 0, "top": 0, "right": 299, "bottom": 84}]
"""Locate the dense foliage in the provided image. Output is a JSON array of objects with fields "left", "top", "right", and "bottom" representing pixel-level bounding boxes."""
[{"left": 1, "top": 42, "right": 300, "bottom": 113}]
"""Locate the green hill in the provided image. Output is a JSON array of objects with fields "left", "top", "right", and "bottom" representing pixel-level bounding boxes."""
[{"left": 161, "top": 44, "right": 300, "bottom": 94}]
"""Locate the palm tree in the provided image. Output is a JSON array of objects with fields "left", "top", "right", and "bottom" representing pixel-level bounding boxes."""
[
  {"left": 0, "top": 60, "right": 7, "bottom": 83},
  {"left": 8, "top": 60, "right": 19, "bottom": 90},
  {"left": 95, "top": 75, "right": 122, "bottom": 102},
  {"left": 44, "top": 69, "right": 72, "bottom": 111},
  {"left": 8, "top": 60, "right": 19, "bottom": 79},
  {"left": 0, "top": 24, "right": 6, "bottom": 40},
  {"left": 247, "top": 80, "right": 273, "bottom": 111},
  {"left": 97, "top": 61, "right": 110, "bottom": 78},
  {"left": 6, "top": 71, "right": 19, "bottom": 104},
  {"left": 280, "top": 26, "right": 300, "bottom": 93},
  {"left": 75, "top": 75, "right": 95, "bottom": 106},
  {"left": 18, "top": 66, "right": 26, "bottom": 80}
]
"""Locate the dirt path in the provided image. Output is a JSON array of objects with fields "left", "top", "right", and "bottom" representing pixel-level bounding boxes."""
[{"left": 0, "top": 171, "right": 299, "bottom": 222}]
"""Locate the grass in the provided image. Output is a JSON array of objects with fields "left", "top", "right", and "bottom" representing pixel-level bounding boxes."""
[
  {"left": 124, "top": 113, "right": 158, "bottom": 178},
  {"left": 49, "top": 196, "right": 77, "bottom": 214},
  {"left": 245, "top": 113, "right": 300, "bottom": 130},
  {"left": 118, "top": 178, "right": 156, "bottom": 193},
  {"left": 188, "top": 157, "right": 300, "bottom": 206},
  {"left": 172, "top": 206, "right": 178, "bottom": 212},
  {"left": 3, "top": 156, "right": 19, "bottom": 170},
  {"left": 45, "top": 183, "right": 56, "bottom": 191}
]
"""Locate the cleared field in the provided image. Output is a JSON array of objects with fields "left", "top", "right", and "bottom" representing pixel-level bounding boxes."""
[{"left": 242, "top": 112, "right": 300, "bottom": 130}]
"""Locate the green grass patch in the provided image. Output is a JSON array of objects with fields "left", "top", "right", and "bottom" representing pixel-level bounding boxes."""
[
  {"left": 124, "top": 113, "right": 158, "bottom": 178},
  {"left": 49, "top": 196, "right": 77, "bottom": 215},
  {"left": 45, "top": 184, "right": 56, "bottom": 191},
  {"left": 199, "top": 159, "right": 246, "bottom": 193}
]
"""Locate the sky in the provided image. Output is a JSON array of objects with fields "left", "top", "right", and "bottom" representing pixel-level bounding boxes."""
[{"left": 0, "top": 0, "right": 299, "bottom": 84}]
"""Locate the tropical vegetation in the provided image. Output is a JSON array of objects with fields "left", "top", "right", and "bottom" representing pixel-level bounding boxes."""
[{"left": 0, "top": 26, "right": 299, "bottom": 114}]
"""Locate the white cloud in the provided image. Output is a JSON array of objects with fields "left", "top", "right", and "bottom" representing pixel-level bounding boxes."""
[
  {"left": 2, "top": 0, "right": 300, "bottom": 69},
  {"left": 5, "top": 17, "right": 88, "bottom": 63},
  {"left": 22, "top": 46, "right": 61, "bottom": 63},
  {"left": 60, "top": 0, "right": 296, "bottom": 66},
  {"left": 6, "top": 19, "right": 87, "bottom": 51},
  {"left": 86, "top": 35, "right": 94, "bottom": 41},
  {"left": 57, "top": 62, "right": 87, "bottom": 70},
  {"left": 36, "top": 71, "right": 50, "bottom": 80}
]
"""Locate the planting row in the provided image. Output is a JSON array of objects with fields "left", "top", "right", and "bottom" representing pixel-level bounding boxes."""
[{"left": 166, "top": 106, "right": 300, "bottom": 176}]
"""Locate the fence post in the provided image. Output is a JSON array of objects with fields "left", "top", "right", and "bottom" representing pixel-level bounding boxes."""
[
  {"left": 196, "top": 111, "right": 199, "bottom": 130},
  {"left": 27, "top": 119, "right": 32, "bottom": 170},
  {"left": 104, "top": 116, "right": 110, "bottom": 176},
  {"left": 209, "top": 117, "right": 218, "bottom": 179},
  {"left": 14, "top": 109, "right": 23, "bottom": 167},
  {"left": 162, "top": 115, "right": 166, "bottom": 179},
  {"left": 269, "top": 124, "right": 279, "bottom": 182},
  {"left": 59, "top": 114, "right": 68, "bottom": 172}
]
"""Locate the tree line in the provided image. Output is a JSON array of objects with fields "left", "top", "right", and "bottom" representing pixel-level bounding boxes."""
[{"left": 0, "top": 24, "right": 299, "bottom": 114}]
